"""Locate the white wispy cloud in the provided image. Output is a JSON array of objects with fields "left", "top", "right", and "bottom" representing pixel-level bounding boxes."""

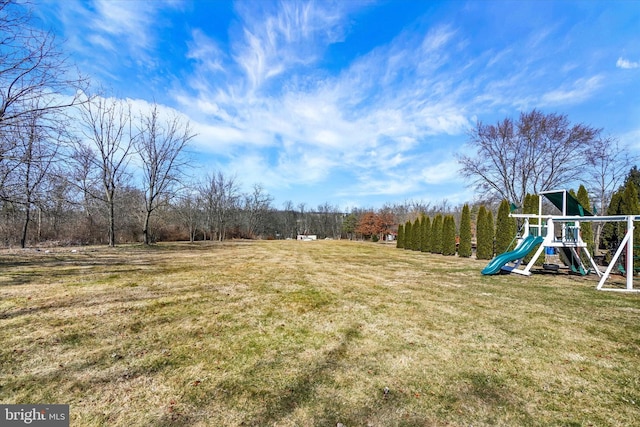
[
  {"left": 420, "top": 159, "right": 464, "bottom": 185},
  {"left": 173, "top": 5, "right": 480, "bottom": 202},
  {"left": 41, "top": 0, "right": 183, "bottom": 83},
  {"left": 187, "top": 29, "right": 226, "bottom": 73},
  {"left": 540, "top": 75, "right": 603, "bottom": 106},
  {"left": 616, "top": 57, "right": 639, "bottom": 69},
  {"left": 231, "top": 0, "right": 349, "bottom": 93},
  {"left": 91, "top": 0, "right": 154, "bottom": 51},
  {"left": 42, "top": 0, "right": 636, "bottom": 207}
]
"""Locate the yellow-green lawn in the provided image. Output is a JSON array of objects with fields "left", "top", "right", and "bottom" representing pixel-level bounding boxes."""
[{"left": 1, "top": 240, "right": 639, "bottom": 426}]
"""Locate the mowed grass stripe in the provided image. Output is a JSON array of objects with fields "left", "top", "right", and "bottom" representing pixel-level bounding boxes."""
[{"left": 0, "top": 240, "right": 639, "bottom": 426}]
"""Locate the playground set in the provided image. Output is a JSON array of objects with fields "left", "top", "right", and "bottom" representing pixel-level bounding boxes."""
[{"left": 481, "top": 190, "right": 640, "bottom": 292}]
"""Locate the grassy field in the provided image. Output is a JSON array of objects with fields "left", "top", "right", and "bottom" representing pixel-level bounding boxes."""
[{"left": 1, "top": 240, "right": 639, "bottom": 426}]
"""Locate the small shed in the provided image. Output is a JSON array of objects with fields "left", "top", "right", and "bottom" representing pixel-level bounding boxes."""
[{"left": 297, "top": 235, "right": 317, "bottom": 241}]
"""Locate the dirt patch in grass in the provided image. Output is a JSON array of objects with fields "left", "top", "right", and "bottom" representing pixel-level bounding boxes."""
[{"left": 1, "top": 240, "right": 639, "bottom": 426}]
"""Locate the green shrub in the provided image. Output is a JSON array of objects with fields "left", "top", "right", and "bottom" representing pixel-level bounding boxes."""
[
  {"left": 442, "top": 215, "right": 456, "bottom": 256},
  {"left": 431, "top": 214, "right": 443, "bottom": 254},
  {"left": 412, "top": 217, "right": 421, "bottom": 250},
  {"left": 576, "top": 185, "right": 594, "bottom": 256},
  {"left": 422, "top": 216, "right": 432, "bottom": 253},
  {"left": 404, "top": 221, "right": 412, "bottom": 250},
  {"left": 476, "top": 206, "right": 494, "bottom": 260},
  {"left": 458, "top": 204, "right": 472, "bottom": 257},
  {"left": 496, "top": 199, "right": 516, "bottom": 254}
]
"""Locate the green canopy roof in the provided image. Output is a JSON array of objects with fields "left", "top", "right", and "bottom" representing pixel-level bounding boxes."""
[{"left": 541, "top": 190, "right": 593, "bottom": 217}]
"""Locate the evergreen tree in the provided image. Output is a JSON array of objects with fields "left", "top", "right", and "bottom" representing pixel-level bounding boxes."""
[
  {"left": 522, "top": 193, "right": 540, "bottom": 229},
  {"left": 442, "top": 215, "right": 457, "bottom": 256},
  {"left": 471, "top": 204, "right": 480, "bottom": 252},
  {"left": 576, "top": 185, "right": 594, "bottom": 256},
  {"left": 603, "top": 171, "right": 640, "bottom": 264},
  {"left": 458, "top": 204, "right": 472, "bottom": 257},
  {"left": 606, "top": 191, "right": 623, "bottom": 216},
  {"left": 404, "top": 221, "right": 412, "bottom": 250},
  {"left": 408, "top": 219, "right": 415, "bottom": 250},
  {"left": 431, "top": 214, "right": 443, "bottom": 254},
  {"left": 419, "top": 215, "right": 426, "bottom": 253},
  {"left": 495, "top": 199, "right": 516, "bottom": 254},
  {"left": 409, "top": 218, "right": 416, "bottom": 250},
  {"left": 623, "top": 166, "right": 640, "bottom": 197},
  {"left": 604, "top": 190, "right": 624, "bottom": 246},
  {"left": 417, "top": 215, "right": 425, "bottom": 251},
  {"left": 476, "top": 206, "right": 495, "bottom": 260},
  {"left": 422, "top": 216, "right": 432, "bottom": 253},
  {"left": 396, "top": 223, "right": 404, "bottom": 249},
  {"left": 601, "top": 190, "right": 624, "bottom": 264},
  {"left": 412, "top": 217, "right": 421, "bottom": 250},
  {"left": 622, "top": 181, "right": 640, "bottom": 270},
  {"left": 621, "top": 180, "right": 640, "bottom": 214},
  {"left": 487, "top": 210, "right": 495, "bottom": 258},
  {"left": 522, "top": 193, "right": 538, "bottom": 247},
  {"left": 476, "top": 206, "right": 491, "bottom": 260},
  {"left": 522, "top": 193, "right": 542, "bottom": 264}
]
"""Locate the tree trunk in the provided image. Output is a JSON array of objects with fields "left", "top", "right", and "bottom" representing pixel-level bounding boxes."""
[
  {"left": 143, "top": 210, "right": 152, "bottom": 245},
  {"left": 108, "top": 191, "right": 116, "bottom": 247},
  {"left": 20, "top": 204, "right": 30, "bottom": 249},
  {"left": 37, "top": 207, "right": 42, "bottom": 242}
]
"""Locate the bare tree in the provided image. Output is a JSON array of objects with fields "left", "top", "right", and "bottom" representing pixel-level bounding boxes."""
[
  {"left": 0, "top": 0, "right": 86, "bottom": 245},
  {"left": 315, "top": 202, "right": 342, "bottom": 239},
  {"left": 74, "top": 96, "right": 134, "bottom": 247},
  {"left": 281, "top": 200, "right": 297, "bottom": 239},
  {"left": 587, "top": 137, "right": 636, "bottom": 216},
  {"left": 199, "top": 172, "right": 241, "bottom": 241},
  {"left": 585, "top": 136, "right": 636, "bottom": 250},
  {"left": 458, "top": 109, "right": 601, "bottom": 206},
  {"left": 297, "top": 202, "right": 307, "bottom": 236},
  {"left": 68, "top": 141, "right": 102, "bottom": 237},
  {"left": 40, "top": 171, "right": 77, "bottom": 243},
  {"left": 381, "top": 202, "right": 415, "bottom": 227},
  {"left": 11, "top": 113, "right": 58, "bottom": 247},
  {"left": 241, "top": 183, "right": 273, "bottom": 238},
  {"left": 0, "top": 0, "right": 86, "bottom": 135},
  {"left": 135, "top": 104, "right": 194, "bottom": 244},
  {"left": 0, "top": 126, "right": 19, "bottom": 202},
  {"left": 175, "top": 190, "right": 202, "bottom": 243}
]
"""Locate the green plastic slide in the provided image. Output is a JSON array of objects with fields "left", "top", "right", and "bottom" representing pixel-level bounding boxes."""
[{"left": 481, "top": 235, "right": 544, "bottom": 275}]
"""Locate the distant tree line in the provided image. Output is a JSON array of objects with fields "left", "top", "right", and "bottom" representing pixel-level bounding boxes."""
[
  {"left": 395, "top": 199, "right": 526, "bottom": 260},
  {"left": 1, "top": 1, "right": 636, "bottom": 253}
]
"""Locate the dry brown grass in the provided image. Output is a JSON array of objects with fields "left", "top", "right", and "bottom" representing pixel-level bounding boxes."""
[{"left": 1, "top": 240, "right": 639, "bottom": 426}]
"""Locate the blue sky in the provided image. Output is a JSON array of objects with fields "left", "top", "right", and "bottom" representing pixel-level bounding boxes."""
[{"left": 35, "top": 0, "right": 640, "bottom": 210}]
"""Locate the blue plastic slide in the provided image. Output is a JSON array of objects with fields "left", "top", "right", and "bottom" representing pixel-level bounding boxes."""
[{"left": 481, "top": 235, "right": 544, "bottom": 275}]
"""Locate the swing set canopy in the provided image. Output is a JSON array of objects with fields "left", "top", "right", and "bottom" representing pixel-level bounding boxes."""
[{"left": 540, "top": 190, "right": 593, "bottom": 217}]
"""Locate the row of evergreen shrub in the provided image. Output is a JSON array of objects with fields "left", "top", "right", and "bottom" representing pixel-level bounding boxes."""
[
  {"left": 395, "top": 200, "right": 518, "bottom": 260},
  {"left": 397, "top": 188, "right": 601, "bottom": 263}
]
